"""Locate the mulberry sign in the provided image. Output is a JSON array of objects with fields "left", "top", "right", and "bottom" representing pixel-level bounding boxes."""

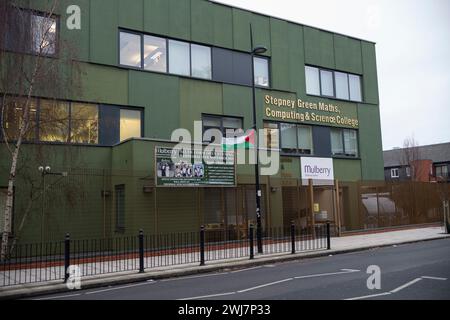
[{"left": 301, "top": 157, "right": 334, "bottom": 182}]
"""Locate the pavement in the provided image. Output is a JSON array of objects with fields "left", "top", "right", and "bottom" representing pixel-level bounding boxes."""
[{"left": 0, "top": 225, "right": 448, "bottom": 300}]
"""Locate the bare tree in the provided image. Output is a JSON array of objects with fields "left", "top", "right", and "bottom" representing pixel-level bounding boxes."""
[
  {"left": 400, "top": 136, "right": 425, "bottom": 181},
  {"left": 0, "top": 0, "right": 81, "bottom": 258}
]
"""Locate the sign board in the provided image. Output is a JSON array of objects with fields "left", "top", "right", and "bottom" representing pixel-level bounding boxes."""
[
  {"left": 155, "top": 146, "right": 236, "bottom": 187},
  {"left": 301, "top": 157, "right": 334, "bottom": 184}
]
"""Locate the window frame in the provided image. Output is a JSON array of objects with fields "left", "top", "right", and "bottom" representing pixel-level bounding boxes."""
[
  {"left": 391, "top": 168, "right": 399, "bottom": 178},
  {"left": 253, "top": 55, "right": 271, "bottom": 88},
  {"left": 201, "top": 114, "right": 244, "bottom": 143},
  {"left": 330, "top": 127, "right": 359, "bottom": 158},
  {"left": 117, "top": 29, "right": 271, "bottom": 88},
  {"left": 264, "top": 121, "right": 314, "bottom": 156},
  {"left": 305, "top": 65, "right": 363, "bottom": 103}
]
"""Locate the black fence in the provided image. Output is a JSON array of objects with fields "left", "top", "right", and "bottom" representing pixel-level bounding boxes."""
[{"left": 0, "top": 223, "right": 330, "bottom": 287}]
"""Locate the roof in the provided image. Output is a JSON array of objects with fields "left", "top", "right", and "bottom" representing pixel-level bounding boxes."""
[
  {"left": 208, "top": 0, "right": 376, "bottom": 44},
  {"left": 383, "top": 142, "right": 450, "bottom": 167}
]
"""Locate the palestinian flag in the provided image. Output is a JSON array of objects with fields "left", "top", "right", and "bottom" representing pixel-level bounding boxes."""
[{"left": 222, "top": 129, "right": 255, "bottom": 151}]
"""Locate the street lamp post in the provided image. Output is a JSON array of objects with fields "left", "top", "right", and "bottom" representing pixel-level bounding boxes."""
[{"left": 250, "top": 25, "right": 267, "bottom": 254}]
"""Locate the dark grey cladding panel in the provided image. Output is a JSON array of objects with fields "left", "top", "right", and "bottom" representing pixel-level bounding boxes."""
[
  {"left": 312, "top": 126, "right": 332, "bottom": 157},
  {"left": 99, "top": 105, "right": 120, "bottom": 146},
  {"left": 212, "top": 47, "right": 252, "bottom": 86}
]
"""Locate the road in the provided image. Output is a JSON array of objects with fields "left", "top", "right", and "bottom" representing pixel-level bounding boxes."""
[{"left": 33, "top": 238, "right": 450, "bottom": 300}]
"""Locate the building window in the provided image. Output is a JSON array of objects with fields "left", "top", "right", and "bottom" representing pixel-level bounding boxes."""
[
  {"left": 120, "top": 109, "right": 142, "bottom": 142},
  {"left": 202, "top": 115, "right": 243, "bottom": 143},
  {"left": 143, "top": 35, "right": 167, "bottom": 72},
  {"left": 305, "top": 66, "right": 320, "bottom": 96},
  {"left": 115, "top": 185, "right": 125, "bottom": 232},
  {"left": 3, "top": 9, "right": 58, "bottom": 56},
  {"left": 391, "top": 168, "right": 399, "bottom": 178},
  {"left": 305, "top": 66, "right": 363, "bottom": 102},
  {"left": 2, "top": 98, "right": 38, "bottom": 141},
  {"left": 191, "top": 44, "right": 211, "bottom": 79},
  {"left": 266, "top": 122, "right": 313, "bottom": 155},
  {"left": 168, "top": 39, "right": 190, "bottom": 76},
  {"left": 263, "top": 122, "right": 279, "bottom": 150},
  {"left": 335, "top": 72, "right": 349, "bottom": 100},
  {"left": 320, "top": 69, "right": 334, "bottom": 97},
  {"left": 119, "top": 31, "right": 142, "bottom": 68},
  {"left": 331, "top": 128, "right": 358, "bottom": 157},
  {"left": 31, "top": 13, "right": 57, "bottom": 56},
  {"left": 349, "top": 74, "right": 362, "bottom": 102},
  {"left": 254, "top": 57, "right": 269, "bottom": 87},
  {"left": 39, "top": 99, "right": 70, "bottom": 143},
  {"left": 435, "top": 165, "right": 448, "bottom": 178},
  {"left": 70, "top": 103, "right": 99, "bottom": 144}
]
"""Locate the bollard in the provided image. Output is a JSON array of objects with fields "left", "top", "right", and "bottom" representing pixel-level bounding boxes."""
[
  {"left": 200, "top": 226, "right": 205, "bottom": 266},
  {"left": 64, "top": 233, "right": 70, "bottom": 283},
  {"left": 249, "top": 224, "right": 254, "bottom": 260},
  {"left": 326, "top": 221, "right": 331, "bottom": 250},
  {"left": 139, "top": 230, "right": 144, "bottom": 273},
  {"left": 291, "top": 222, "right": 295, "bottom": 254}
]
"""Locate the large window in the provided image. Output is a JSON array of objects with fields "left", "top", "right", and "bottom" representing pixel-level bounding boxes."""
[
  {"left": 39, "top": 99, "right": 70, "bottom": 143},
  {"left": 254, "top": 57, "right": 269, "bottom": 87},
  {"left": 31, "top": 14, "right": 57, "bottom": 56},
  {"left": 168, "top": 40, "right": 190, "bottom": 76},
  {"left": 305, "top": 66, "right": 363, "bottom": 102},
  {"left": 3, "top": 9, "right": 58, "bottom": 56},
  {"left": 191, "top": 44, "right": 211, "bottom": 79},
  {"left": 70, "top": 103, "right": 99, "bottom": 144},
  {"left": 265, "top": 122, "right": 313, "bottom": 155},
  {"left": 202, "top": 115, "right": 243, "bottom": 143},
  {"left": 118, "top": 31, "right": 270, "bottom": 86},
  {"left": 330, "top": 128, "right": 358, "bottom": 157},
  {"left": 120, "top": 109, "right": 142, "bottom": 142},
  {"left": 143, "top": 35, "right": 167, "bottom": 72},
  {"left": 120, "top": 32, "right": 142, "bottom": 68},
  {"left": 435, "top": 165, "right": 448, "bottom": 178},
  {"left": 2, "top": 98, "right": 38, "bottom": 141}
]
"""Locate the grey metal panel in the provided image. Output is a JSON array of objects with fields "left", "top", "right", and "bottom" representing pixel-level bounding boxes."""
[
  {"left": 99, "top": 105, "right": 120, "bottom": 146},
  {"left": 312, "top": 126, "right": 331, "bottom": 157},
  {"left": 212, "top": 47, "right": 233, "bottom": 83},
  {"left": 231, "top": 51, "right": 252, "bottom": 86}
]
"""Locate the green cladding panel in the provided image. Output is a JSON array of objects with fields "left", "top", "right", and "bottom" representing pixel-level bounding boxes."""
[
  {"left": 358, "top": 104, "right": 384, "bottom": 180},
  {"left": 168, "top": 0, "right": 191, "bottom": 40},
  {"left": 304, "top": 26, "right": 335, "bottom": 69},
  {"left": 128, "top": 71, "right": 180, "bottom": 139},
  {"left": 361, "top": 42, "right": 380, "bottom": 105},
  {"left": 212, "top": 4, "right": 234, "bottom": 48},
  {"left": 143, "top": 0, "right": 170, "bottom": 35},
  {"left": 118, "top": 0, "right": 144, "bottom": 30},
  {"left": 334, "top": 35, "right": 363, "bottom": 74},
  {"left": 89, "top": 0, "right": 118, "bottom": 65},
  {"left": 270, "top": 18, "right": 290, "bottom": 91},
  {"left": 191, "top": 0, "right": 214, "bottom": 44},
  {"left": 287, "top": 23, "right": 306, "bottom": 96}
]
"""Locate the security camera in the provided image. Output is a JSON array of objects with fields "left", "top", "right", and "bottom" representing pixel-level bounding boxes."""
[
  {"left": 38, "top": 166, "right": 44, "bottom": 172},
  {"left": 45, "top": 166, "right": 51, "bottom": 172}
]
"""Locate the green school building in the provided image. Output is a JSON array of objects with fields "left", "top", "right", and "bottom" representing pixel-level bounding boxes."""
[{"left": 0, "top": 0, "right": 384, "bottom": 244}]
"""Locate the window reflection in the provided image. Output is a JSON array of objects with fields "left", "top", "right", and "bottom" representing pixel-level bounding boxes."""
[
  {"left": 71, "top": 103, "right": 98, "bottom": 144},
  {"left": 39, "top": 99, "right": 69, "bottom": 142},
  {"left": 2, "top": 98, "right": 37, "bottom": 141},
  {"left": 31, "top": 14, "right": 57, "bottom": 55},
  {"left": 144, "top": 35, "right": 167, "bottom": 72},
  {"left": 254, "top": 57, "right": 269, "bottom": 87},
  {"left": 120, "top": 109, "right": 142, "bottom": 142},
  {"left": 120, "top": 32, "right": 142, "bottom": 67}
]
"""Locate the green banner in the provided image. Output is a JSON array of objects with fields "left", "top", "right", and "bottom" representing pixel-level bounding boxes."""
[{"left": 155, "top": 146, "right": 236, "bottom": 187}]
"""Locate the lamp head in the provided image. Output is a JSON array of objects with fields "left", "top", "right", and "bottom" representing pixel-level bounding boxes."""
[{"left": 252, "top": 46, "right": 267, "bottom": 55}]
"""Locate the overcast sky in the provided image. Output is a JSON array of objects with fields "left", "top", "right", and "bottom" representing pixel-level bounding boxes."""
[{"left": 213, "top": 0, "right": 450, "bottom": 150}]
